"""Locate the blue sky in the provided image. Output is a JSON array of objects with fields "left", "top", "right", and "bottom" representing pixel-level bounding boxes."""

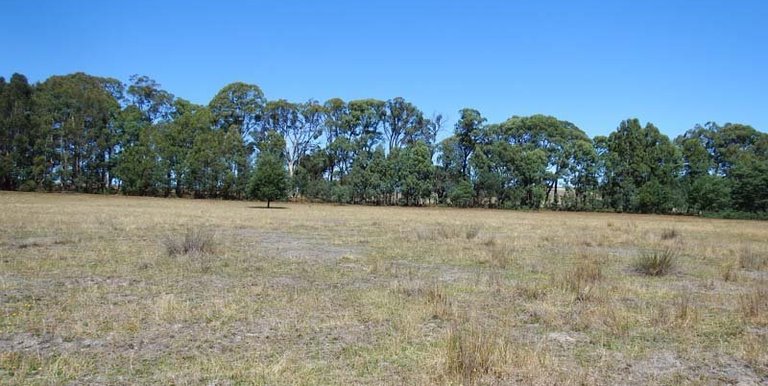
[{"left": 2, "top": 0, "right": 766, "bottom": 138}]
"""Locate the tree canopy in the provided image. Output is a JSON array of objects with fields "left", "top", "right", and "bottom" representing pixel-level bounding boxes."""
[{"left": 1, "top": 71, "right": 767, "bottom": 217}]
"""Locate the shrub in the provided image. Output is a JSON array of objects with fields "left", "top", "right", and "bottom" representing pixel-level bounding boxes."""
[
  {"left": 634, "top": 248, "right": 676, "bottom": 276},
  {"left": 164, "top": 228, "right": 216, "bottom": 257}
]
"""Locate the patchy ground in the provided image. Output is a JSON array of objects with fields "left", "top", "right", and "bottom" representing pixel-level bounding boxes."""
[{"left": 0, "top": 191, "right": 767, "bottom": 384}]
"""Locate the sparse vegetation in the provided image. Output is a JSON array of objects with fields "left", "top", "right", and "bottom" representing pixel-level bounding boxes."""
[
  {"left": 561, "top": 252, "right": 604, "bottom": 301},
  {"left": 1, "top": 191, "right": 767, "bottom": 384},
  {"left": 739, "top": 245, "right": 767, "bottom": 271},
  {"left": 739, "top": 283, "right": 768, "bottom": 324},
  {"left": 720, "top": 260, "right": 739, "bottom": 282},
  {"left": 445, "top": 323, "right": 509, "bottom": 383},
  {"left": 163, "top": 228, "right": 216, "bottom": 257},
  {"left": 485, "top": 243, "right": 514, "bottom": 269},
  {"left": 660, "top": 227, "right": 680, "bottom": 240}
]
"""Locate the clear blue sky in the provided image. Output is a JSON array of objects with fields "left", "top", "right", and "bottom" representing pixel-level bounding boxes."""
[{"left": 2, "top": 0, "right": 766, "bottom": 138}]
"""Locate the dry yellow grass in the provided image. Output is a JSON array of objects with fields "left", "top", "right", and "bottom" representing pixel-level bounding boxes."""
[{"left": 1, "top": 191, "right": 767, "bottom": 384}]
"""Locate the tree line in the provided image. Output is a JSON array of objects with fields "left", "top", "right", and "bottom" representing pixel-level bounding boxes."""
[{"left": 1, "top": 72, "right": 766, "bottom": 216}]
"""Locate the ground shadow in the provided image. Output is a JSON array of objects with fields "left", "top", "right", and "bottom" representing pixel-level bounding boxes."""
[{"left": 248, "top": 206, "right": 288, "bottom": 210}]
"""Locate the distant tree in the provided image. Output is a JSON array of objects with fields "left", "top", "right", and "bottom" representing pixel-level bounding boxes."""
[
  {"left": 397, "top": 141, "right": 434, "bottom": 205},
  {"left": 600, "top": 119, "right": 682, "bottom": 213},
  {"left": 209, "top": 82, "right": 265, "bottom": 139},
  {"left": 448, "top": 179, "right": 474, "bottom": 207},
  {"left": 34, "top": 73, "right": 122, "bottom": 192},
  {"left": 688, "top": 174, "right": 731, "bottom": 212},
  {"left": 382, "top": 97, "right": 426, "bottom": 152},
  {"left": 0, "top": 74, "right": 35, "bottom": 190},
  {"left": 208, "top": 82, "right": 264, "bottom": 198},
  {"left": 248, "top": 131, "right": 288, "bottom": 208},
  {"left": 455, "top": 108, "right": 485, "bottom": 179}
]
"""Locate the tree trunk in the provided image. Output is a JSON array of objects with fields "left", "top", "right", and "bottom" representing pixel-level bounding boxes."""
[{"left": 267, "top": 200, "right": 271, "bottom": 208}]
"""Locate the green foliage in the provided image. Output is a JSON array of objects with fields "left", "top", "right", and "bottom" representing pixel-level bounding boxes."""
[
  {"left": 248, "top": 153, "right": 288, "bottom": 207},
  {"left": 1, "top": 70, "right": 766, "bottom": 218},
  {"left": 248, "top": 132, "right": 288, "bottom": 207},
  {"left": 634, "top": 248, "right": 677, "bottom": 276},
  {"left": 688, "top": 175, "right": 731, "bottom": 212},
  {"left": 448, "top": 179, "right": 474, "bottom": 207},
  {"left": 601, "top": 119, "right": 682, "bottom": 213}
]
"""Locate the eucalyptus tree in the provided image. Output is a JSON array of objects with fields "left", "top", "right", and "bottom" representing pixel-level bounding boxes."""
[
  {"left": 601, "top": 118, "right": 682, "bottom": 213},
  {"left": 34, "top": 73, "right": 122, "bottom": 192},
  {"left": 381, "top": 97, "right": 427, "bottom": 153},
  {"left": 263, "top": 99, "right": 325, "bottom": 180},
  {"left": 322, "top": 98, "right": 348, "bottom": 181},
  {"left": 499, "top": 115, "right": 594, "bottom": 207},
  {"left": 208, "top": 82, "right": 266, "bottom": 197},
  {"left": 0, "top": 74, "right": 35, "bottom": 190},
  {"left": 208, "top": 82, "right": 265, "bottom": 138},
  {"left": 158, "top": 99, "right": 212, "bottom": 196},
  {"left": 454, "top": 108, "right": 485, "bottom": 178}
]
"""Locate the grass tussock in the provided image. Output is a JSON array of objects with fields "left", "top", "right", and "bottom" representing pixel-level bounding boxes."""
[
  {"left": 416, "top": 223, "right": 483, "bottom": 241},
  {"left": 464, "top": 225, "right": 482, "bottom": 240},
  {"left": 660, "top": 228, "right": 680, "bottom": 240},
  {"left": 425, "top": 282, "right": 453, "bottom": 320},
  {"left": 674, "top": 291, "right": 698, "bottom": 327},
  {"left": 562, "top": 253, "right": 604, "bottom": 301},
  {"left": 738, "top": 245, "right": 767, "bottom": 271},
  {"left": 720, "top": 261, "right": 739, "bottom": 282},
  {"left": 163, "top": 228, "right": 216, "bottom": 257},
  {"left": 445, "top": 324, "right": 509, "bottom": 383},
  {"left": 739, "top": 283, "right": 768, "bottom": 324},
  {"left": 634, "top": 248, "right": 677, "bottom": 276},
  {"left": 485, "top": 243, "right": 514, "bottom": 269}
]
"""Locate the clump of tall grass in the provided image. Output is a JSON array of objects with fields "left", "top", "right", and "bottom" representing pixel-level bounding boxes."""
[
  {"left": 416, "top": 223, "right": 483, "bottom": 241},
  {"left": 740, "top": 283, "right": 768, "bottom": 323},
  {"left": 485, "top": 243, "right": 514, "bottom": 269},
  {"left": 739, "top": 245, "right": 767, "bottom": 271},
  {"left": 446, "top": 324, "right": 508, "bottom": 383},
  {"left": 660, "top": 228, "right": 680, "bottom": 240},
  {"left": 634, "top": 248, "right": 677, "bottom": 276},
  {"left": 562, "top": 252, "right": 604, "bottom": 301},
  {"left": 163, "top": 228, "right": 216, "bottom": 257}
]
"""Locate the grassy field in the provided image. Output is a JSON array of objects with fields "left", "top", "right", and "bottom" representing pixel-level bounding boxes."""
[{"left": 1, "top": 191, "right": 767, "bottom": 385}]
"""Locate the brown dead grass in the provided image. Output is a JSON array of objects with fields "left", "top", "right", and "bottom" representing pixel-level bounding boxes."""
[{"left": 1, "top": 191, "right": 767, "bottom": 384}]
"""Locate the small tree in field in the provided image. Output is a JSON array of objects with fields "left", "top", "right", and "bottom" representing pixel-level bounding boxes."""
[
  {"left": 248, "top": 153, "right": 287, "bottom": 208},
  {"left": 248, "top": 130, "right": 288, "bottom": 208}
]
